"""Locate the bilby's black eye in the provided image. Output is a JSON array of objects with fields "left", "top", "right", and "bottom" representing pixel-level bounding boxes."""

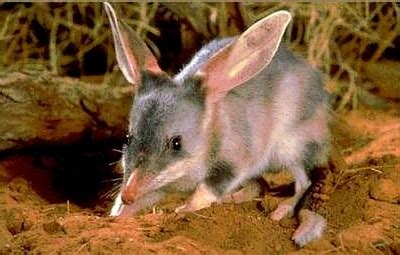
[
  {"left": 170, "top": 136, "right": 182, "bottom": 151},
  {"left": 126, "top": 134, "right": 133, "bottom": 144}
]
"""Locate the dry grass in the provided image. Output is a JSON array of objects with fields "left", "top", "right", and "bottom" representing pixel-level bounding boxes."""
[
  {"left": 0, "top": 3, "right": 159, "bottom": 75},
  {"left": 0, "top": 3, "right": 398, "bottom": 110}
]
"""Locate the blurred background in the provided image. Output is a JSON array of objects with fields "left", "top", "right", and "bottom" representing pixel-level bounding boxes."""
[{"left": 0, "top": 2, "right": 399, "bottom": 111}]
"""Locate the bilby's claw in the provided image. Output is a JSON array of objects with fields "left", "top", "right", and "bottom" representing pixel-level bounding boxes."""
[{"left": 175, "top": 204, "right": 189, "bottom": 213}]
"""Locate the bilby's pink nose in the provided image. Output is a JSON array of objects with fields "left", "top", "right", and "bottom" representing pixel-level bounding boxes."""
[
  {"left": 121, "top": 188, "right": 136, "bottom": 204},
  {"left": 121, "top": 172, "right": 139, "bottom": 204},
  {"left": 121, "top": 172, "right": 152, "bottom": 205}
]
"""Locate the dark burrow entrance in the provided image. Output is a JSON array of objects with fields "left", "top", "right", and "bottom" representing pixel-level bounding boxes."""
[{"left": 0, "top": 141, "right": 123, "bottom": 214}]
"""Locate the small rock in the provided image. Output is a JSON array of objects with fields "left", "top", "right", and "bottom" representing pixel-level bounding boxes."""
[
  {"left": 42, "top": 220, "right": 65, "bottom": 234},
  {"left": 5, "top": 209, "right": 31, "bottom": 235},
  {"left": 80, "top": 237, "right": 90, "bottom": 244},
  {"left": 370, "top": 178, "right": 400, "bottom": 204}
]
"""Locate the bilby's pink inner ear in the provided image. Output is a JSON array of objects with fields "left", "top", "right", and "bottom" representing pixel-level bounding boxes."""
[
  {"left": 196, "top": 11, "right": 292, "bottom": 101},
  {"left": 104, "top": 2, "right": 161, "bottom": 87}
]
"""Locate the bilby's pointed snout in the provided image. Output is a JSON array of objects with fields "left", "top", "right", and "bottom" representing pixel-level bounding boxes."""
[
  {"left": 121, "top": 172, "right": 139, "bottom": 204},
  {"left": 121, "top": 187, "right": 137, "bottom": 205},
  {"left": 121, "top": 171, "right": 152, "bottom": 205}
]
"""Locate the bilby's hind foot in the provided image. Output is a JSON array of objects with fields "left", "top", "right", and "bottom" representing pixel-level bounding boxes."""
[{"left": 292, "top": 209, "right": 326, "bottom": 247}]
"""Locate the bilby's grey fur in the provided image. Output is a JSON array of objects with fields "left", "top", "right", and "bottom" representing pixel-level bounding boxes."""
[
  {"left": 174, "top": 38, "right": 236, "bottom": 85},
  {"left": 105, "top": 2, "right": 329, "bottom": 247}
]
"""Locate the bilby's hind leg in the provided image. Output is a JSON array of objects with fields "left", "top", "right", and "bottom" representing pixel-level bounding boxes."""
[
  {"left": 271, "top": 141, "right": 326, "bottom": 221},
  {"left": 271, "top": 141, "right": 328, "bottom": 246},
  {"left": 270, "top": 164, "right": 311, "bottom": 221},
  {"left": 292, "top": 171, "right": 329, "bottom": 247},
  {"left": 292, "top": 157, "right": 330, "bottom": 246}
]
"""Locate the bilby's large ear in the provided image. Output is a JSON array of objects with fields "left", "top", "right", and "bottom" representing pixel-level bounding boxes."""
[
  {"left": 104, "top": 2, "right": 162, "bottom": 86},
  {"left": 196, "top": 11, "right": 291, "bottom": 101}
]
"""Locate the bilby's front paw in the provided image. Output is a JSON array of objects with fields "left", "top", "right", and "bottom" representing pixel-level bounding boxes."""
[
  {"left": 174, "top": 200, "right": 212, "bottom": 213},
  {"left": 175, "top": 183, "right": 217, "bottom": 213},
  {"left": 292, "top": 209, "right": 326, "bottom": 247},
  {"left": 270, "top": 203, "right": 295, "bottom": 221}
]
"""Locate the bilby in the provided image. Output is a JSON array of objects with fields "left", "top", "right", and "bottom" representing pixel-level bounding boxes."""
[{"left": 104, "top": 2, "right": 329, "bottom": 247}]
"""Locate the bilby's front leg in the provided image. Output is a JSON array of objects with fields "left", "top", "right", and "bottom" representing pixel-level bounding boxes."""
[
  {"left": 220, "top": 180, "right": 262, "bottom": 204},
  {"left": 271, "top": 164, "right": 311, "bottom": 221},
  {"left": 176, "top": 159, "right": 239, "bottom": 213},
  {"left": 175, "top": 183, "right": 218, "bottom": 213}
]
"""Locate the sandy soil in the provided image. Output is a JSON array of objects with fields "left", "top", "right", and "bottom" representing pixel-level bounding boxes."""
[{"left": 0, "top": 103, "right": 399, "bottom": 254}]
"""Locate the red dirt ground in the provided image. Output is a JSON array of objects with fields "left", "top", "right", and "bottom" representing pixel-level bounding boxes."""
[{"left": 1, "top": 103, "right": 399, "bottom": 254}]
